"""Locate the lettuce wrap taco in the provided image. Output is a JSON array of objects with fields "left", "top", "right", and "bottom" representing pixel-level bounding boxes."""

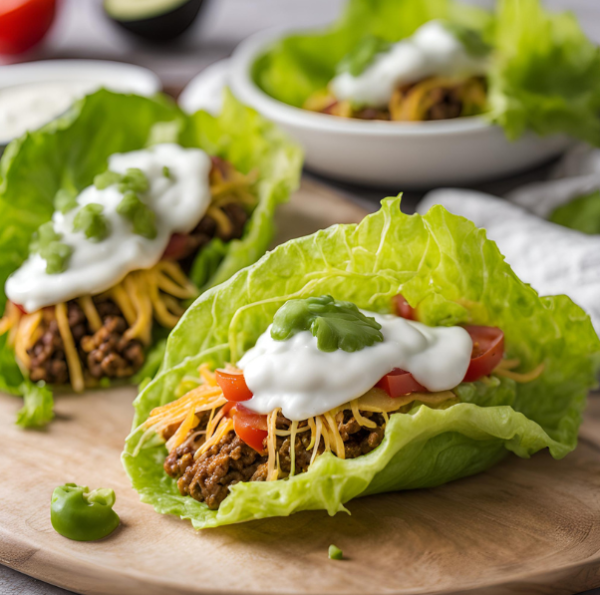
[
  {"left": 123, "top": 198, "right": 600, "bottom": 529},
  {"left": 253, "top": 0, "right": 600, "bottom": 144},
  {"left": 0, "top": 89, "right": 302, "bottom": 427}
]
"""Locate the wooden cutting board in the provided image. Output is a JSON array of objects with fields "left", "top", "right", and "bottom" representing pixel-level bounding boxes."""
[{"left": 1, "top": 180, "right": 600, "bottom": 595}]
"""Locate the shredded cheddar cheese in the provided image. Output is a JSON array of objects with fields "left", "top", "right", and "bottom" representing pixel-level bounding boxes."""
[{"left": 55, "top": 302, "right": 85, "bottom": 393}]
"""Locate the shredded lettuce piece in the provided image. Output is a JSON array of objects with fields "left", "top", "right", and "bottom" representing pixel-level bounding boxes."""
[{"left": 15, "top": 381, "right": 54, "bottom": 428}]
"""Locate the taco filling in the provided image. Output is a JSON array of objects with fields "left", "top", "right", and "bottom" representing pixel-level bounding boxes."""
[
  {"left": 0, "top": 144, "right": 257, "bottom": 391},
  {"left": 140, "top": 294, "right": 542, "bottom": 510},
  {"left": 303, "top": 21, "right": 489, "bottom": 122}
]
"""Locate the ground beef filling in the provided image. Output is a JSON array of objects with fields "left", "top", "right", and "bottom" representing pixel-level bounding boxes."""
[
  {"left": 171, "top": 202, "right": 249, "bottom": 271},
  {"left": 164, "top": 409, "right": 386, "bottom": 510},
  {"left": 27, "top": 299, "right": 144, "bottom": 385},
  {"left": 25, "top": 201, "right": 249, "bottom": 386}
]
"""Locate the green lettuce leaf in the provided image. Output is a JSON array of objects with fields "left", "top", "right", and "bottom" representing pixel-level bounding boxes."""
[
  {"left": 548, "top": 190, "right": 600, "bottom": 235},
  {"left": 487, "top": 0, "right": 600, "bottom": 144},
  {"left": 0, "top": 88, "right": 301, "bottom": 426},
  {"left": 123, "top": 197, "right": 600, "bottom": 529}
]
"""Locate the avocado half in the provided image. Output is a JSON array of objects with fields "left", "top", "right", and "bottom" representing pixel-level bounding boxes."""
[{"left": 104, "top": 0, "right": 205, "bottom": 42}]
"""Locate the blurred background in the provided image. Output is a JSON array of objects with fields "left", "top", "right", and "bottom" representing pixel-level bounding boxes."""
[
  {"left": 1, "top": 0, "right": 596, "bottom": 90},
  {"left": 1, "top": 0, "right": 598, "bottom": 211}
]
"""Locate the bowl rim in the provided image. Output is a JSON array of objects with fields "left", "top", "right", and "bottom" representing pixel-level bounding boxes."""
[
  {"left": 0, "top": 59, "right": 161, "bottom": 94},
  {"left": 229, "top": 27, "right": 496, "bottom": 138},
  {"left": 0, "top": 59, "right": 162, "bottom": 147}
]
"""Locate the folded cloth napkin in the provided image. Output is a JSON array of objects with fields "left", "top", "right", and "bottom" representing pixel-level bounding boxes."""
[{"left": 418, "top": 189, "right": 600, "bottom": 333}]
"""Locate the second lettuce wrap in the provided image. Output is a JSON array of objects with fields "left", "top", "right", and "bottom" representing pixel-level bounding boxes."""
[
  {"left": 123, "top": 198, "right": 599, "bottom": 529},
  {"left": 0, "top": 89, "right": 302, "bottom": 426}
]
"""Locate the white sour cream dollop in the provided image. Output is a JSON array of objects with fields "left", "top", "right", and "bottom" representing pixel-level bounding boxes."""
[
  {"left": 238, "top": 312, "right": 473, "bottom": 421},
  {"left": 6, "top": 143, "right": 212, "bottom": 312},
  {"left": 330, "top": 20, "right": 488, "bottom": 108}
]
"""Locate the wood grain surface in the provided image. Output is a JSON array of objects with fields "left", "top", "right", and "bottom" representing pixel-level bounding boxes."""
[{"left": 1, "top": 181, "right": 600, "bottom": 595}]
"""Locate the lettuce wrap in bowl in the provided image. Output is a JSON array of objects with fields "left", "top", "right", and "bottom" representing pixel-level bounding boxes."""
[
  {"left": 123, "top": 197, "right": 600, "bottom": 529},
  {"left": 0, "top": 88, "right": 302, "bottom": 427},
  {"left": 228, "top": 0, "right": 600, "bottom": 186}
]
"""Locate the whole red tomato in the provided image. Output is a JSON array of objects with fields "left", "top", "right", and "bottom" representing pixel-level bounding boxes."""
[{"left": 0, "top": 0, "right": 57, "bottom": 55}]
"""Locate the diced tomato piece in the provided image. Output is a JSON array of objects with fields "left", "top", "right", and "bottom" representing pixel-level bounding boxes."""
[
  {"left": 215, "top": 369, "right": 253, "bottom": 402},
  {"left": 376, "top": 368, "right": 427, "bottom": 398},
  {"left": 11, "top": 301, "right": 27, "bottom": 315},
  {"left": 230, "top": 403, "right": 268, "bottom": 453},
  {"left": 162, "top": 233, "right": 190, "bottom": 261},
  {"left": 393, "top": 294, "right": 418, "bottom": 321},
  {"left": 0, "top": 0, "right": 57, "bottom": 55},
  {"left": 463, "top": 325, "right": 504, "bottom": 382}
]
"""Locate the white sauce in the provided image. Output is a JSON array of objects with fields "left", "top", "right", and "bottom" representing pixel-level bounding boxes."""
[
  {"left": 238, "top": 312, "right": 472, "bottom": 421},
  {"left": 0, "top": 80, "right": 139, "bottom": 145},
  {"left": 6, "top": 143, "right": 212, "bottom": 312},
  {"left": 330, "top": 21, "right": 488, "bottom": 108}
]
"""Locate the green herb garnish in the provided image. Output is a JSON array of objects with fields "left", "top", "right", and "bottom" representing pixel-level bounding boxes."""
[
  {"left": 30, "top": 221, "right": 61, "bottom": 254},
  {"left": 118, "top": 168, "right": 149, "bottom": 194},
  {"left": 43, "top": 243, "right": 73, "bottom": 274},
  {"left": 271, "top": 295, "right": 383, "bottom": 353},
  {"left": 117, "top": 191, "right": 157, "bottom": 239},
  {"left": 94, "top": 168, "right": 149, "bottom": 195},
  {"left": 54, "top": 189, "right": 78, "bottom": 214},
  {"left": 73, "top": 203, "right": 109, "bottom": 242},
  {"left": 337, "top": 35, "right": 391, "bottom": 77},
  {"left": 548, "top": 190, "right": 600, "bottom": 235},
  {"left": 30, "top": 222, "right": 73, "bottom": 274},
  {"left": 328, "top": 545, "right": 343, "bottom": 560},
  {"left": 443, "top": 22, "right": 491, "bottom": 58},
  {"left": 94, "top": 170, "right": 123, "bottom": 190},
  {"left": 162, "top": 165, "right": 172, "bottom": 179}
]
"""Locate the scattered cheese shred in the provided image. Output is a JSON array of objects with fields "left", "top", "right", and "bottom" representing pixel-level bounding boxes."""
[
  {"left": 0, "top": 301, "right": 21, "bottom": 339},
  {"left": 123, "top": 271, "right": 153, "bottom": 345},
  {"left": 55, "top": 302, "right": 85, "bottom": 393},
  {"left": 109, "top": 283, "right": 137, "bottom": 326},
  {"left": 78, "top": 296, "right": 102, "bottom": 332},
  {"left": 494, "top": 362, "right": 545, "bottom": 383},
  {"left": 267, "top": 408, "right": 280, "bottom": 480},
  {"left": 196, "top": 417, "right": 234, "bottom": 457},
  {"left": 166, "top": 408, "right": 200, "bottom": 452},
  {"left": 289, "top": 420, "right": 299, "bottom": 477},
  {"left": 14, "top": 311, "right": 42, "bottom": 370}
]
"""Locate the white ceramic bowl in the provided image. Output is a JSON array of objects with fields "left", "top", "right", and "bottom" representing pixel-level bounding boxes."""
[
  {"left": 0, "top": 60, "right": 161, "bottom": 147},
  {"left": 228, "top": 29, "right": 572, "bottom": 188}
]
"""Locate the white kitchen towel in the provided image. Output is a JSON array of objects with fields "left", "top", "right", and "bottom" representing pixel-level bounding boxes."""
[{"left": 418, "top": 189, "right": 600, "bottom": 332}]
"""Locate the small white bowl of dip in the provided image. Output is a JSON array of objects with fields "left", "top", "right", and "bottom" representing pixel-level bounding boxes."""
[
  {"left": 224, "top": 29, "right": 571, "bottom": 188},
  {"left": 0, "top": 60, "right": 161, "bottom": 148}
]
